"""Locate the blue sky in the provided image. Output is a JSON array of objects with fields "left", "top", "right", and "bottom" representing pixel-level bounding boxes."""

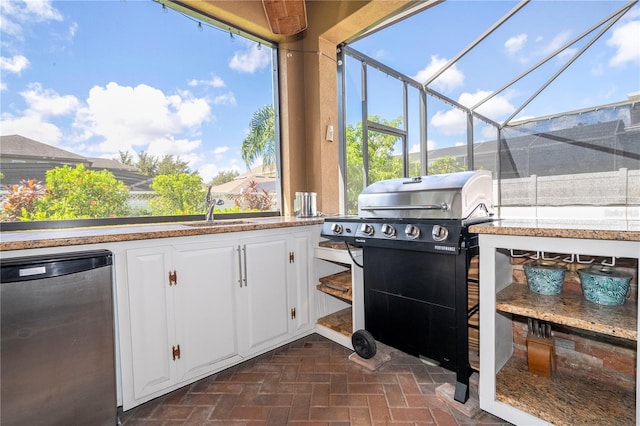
[
  {"left": 1, "top": 0, "right": 638, "bottom": 179},
  {"left": 1, "top": 0, "right": 274, "bottom": 181},
  {"left": 349, "top": 0, "right": 640, "bottom": 151}
]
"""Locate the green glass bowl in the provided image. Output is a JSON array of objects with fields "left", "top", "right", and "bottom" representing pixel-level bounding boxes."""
[
  {"left": 523, "top": 262, "right": 566, "bottom": 295},
  {"left": 578, "top": 267, "right": 632, "bottom": 306}
]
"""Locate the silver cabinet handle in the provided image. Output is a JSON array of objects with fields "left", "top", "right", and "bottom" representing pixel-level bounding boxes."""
[
  {"left": 242, "top": 245, "right": 248, "bottom": 287},
  {"left": 237, "top": 245, "right": 243, "bottom": 287}
]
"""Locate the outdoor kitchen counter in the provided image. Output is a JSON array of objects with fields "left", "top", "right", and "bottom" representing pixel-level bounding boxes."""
[
  {"left": 469, "top": 218, "right": 640, "bottom": 241},
  {"left": 0, "top": 216, "right": 324, "bottom": 251},
  {"left": 473, "top": 218, "right": 640, "bottom": 425}
]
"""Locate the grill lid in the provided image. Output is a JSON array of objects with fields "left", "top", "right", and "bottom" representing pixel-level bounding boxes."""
[{"left": 357, "top": 170, "right": 493, "bottom": 220}]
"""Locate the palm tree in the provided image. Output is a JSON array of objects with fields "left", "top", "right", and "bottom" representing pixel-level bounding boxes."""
[{"left": 241, "top": 105, "right": 276, "bottom": 170}]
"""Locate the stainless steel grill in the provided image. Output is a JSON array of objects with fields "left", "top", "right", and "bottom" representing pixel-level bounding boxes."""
[{"left": 321, "top": 170, "right": 494, "bottom": 403}]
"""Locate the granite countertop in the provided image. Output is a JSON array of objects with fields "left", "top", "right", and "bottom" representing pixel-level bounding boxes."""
[
  {"left": 0, "top": 216, "right": 324, "bottom": 251},
  {"left": 469, "top": 218, "right": 640, "bottom": 241}
]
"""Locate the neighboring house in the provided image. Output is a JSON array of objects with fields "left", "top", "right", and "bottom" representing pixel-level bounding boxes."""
[
  {"left": 412, "top": 117, "right": 640, "bottom": 177},
  {"left": 208, "top": 165, "right": 278, "bottom": 210},
  {"left": 0, "top": 135, "right": 151, "bottom": 190}
]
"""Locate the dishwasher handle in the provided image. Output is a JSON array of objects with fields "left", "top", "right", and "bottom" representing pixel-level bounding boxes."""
[{"left": 1, "top": 250, "right": 113, "bottom": 283}]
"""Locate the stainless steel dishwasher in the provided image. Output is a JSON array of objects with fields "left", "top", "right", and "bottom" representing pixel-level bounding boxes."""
[{"left": 1, "top": 250, "right": 117, "bottom": 426}]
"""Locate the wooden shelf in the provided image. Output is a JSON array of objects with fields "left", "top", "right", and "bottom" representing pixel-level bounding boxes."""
[
  {"left": 318, "top": 240, "right": 350, "bottom": 250},
  {"left": 317, "top": 270, "right": 352, "bottom": 302},
  {"left": 496, "top": 282, "right": 637, "bottom": 341},
  {"left": 317, "top": 308, "right": 352, "bottom": 337},
  {"left": 496, "top": 356, "right": 635, "bottom": 426}
]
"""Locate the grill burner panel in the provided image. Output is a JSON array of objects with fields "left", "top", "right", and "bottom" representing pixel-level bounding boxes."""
[{"left": 321, "top": 217, "right": 466, "bottom": 254}]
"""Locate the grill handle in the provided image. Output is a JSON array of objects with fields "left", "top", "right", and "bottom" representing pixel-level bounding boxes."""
[{"left": 361, "top": 203, "right": 449, "bottom": 211}]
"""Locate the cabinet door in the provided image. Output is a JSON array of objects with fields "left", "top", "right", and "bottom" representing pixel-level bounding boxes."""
[
  {"left": 289, "top": 231, "right": 312, "bottom": 334},
  {"left": 125, "top": 246, "right": 176, "bottom": 400},
  {"left": 238, "top": 235, "right": 289, "bottom": 355},
  {"left": 173, "top": 241, "right": 239, "bottom": 382}
]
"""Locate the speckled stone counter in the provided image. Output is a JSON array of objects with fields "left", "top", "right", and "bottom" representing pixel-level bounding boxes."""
[
  {"left": 0, "top": 216, "right": 324, "bottom": 251},
  {"left": 470, "top": 218, "right": 640, "bottom": 241}
]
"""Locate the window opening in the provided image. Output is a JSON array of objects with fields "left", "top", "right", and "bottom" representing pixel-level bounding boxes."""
[{"left": 0, "top": 0, "right": 281, "bottom": 230}]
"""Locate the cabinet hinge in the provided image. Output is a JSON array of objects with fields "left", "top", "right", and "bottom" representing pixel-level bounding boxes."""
[
  {"left": 290, "top": 307, "right": 296, "bottom": 319},
  {"left": 172, "top": 344, "right": 181, "bottom": 361},
  {"left": 169, "top": 270, "right": 177, "bottom": 286},
  {"left": 289, "top": 251, "right": 295, "bottom": 263}
]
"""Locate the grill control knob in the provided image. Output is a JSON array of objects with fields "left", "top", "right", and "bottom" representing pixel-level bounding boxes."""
[
  {"left": 431, "top": 225, "right": 449, "bottom": 242},
  {"left": 360, "top": 223, "right": 375, "bottom": 236},
  {"left": 405, "top": 224, "right": 420, "bottom": 240},
  {"left": 381, "top": 224, "right": 396, "bottom": 238},
  {"left": 330, "top": 223, "right": 343, "bottom": 234}
]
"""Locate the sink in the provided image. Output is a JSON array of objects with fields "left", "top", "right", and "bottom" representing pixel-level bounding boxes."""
[{"left": 183, "top": 220, "right": 254, "bottom": 227}]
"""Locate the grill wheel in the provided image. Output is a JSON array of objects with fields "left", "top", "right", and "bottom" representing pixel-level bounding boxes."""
[{"left": 352, "top": 329, "right": 377, "bottom": 359}]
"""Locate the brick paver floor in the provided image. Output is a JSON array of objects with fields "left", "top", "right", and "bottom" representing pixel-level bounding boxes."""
[{"left": 120, "top": 333, "right": 509, "bottom": 425}]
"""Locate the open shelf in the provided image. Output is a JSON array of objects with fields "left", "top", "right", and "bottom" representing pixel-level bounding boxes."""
[
  {"left": 317, "top": 270, "right": 352, "bottom": 301},
  {"left": 496, "top": 356, "right": 635, "bottom": 426},
  {"left": 496, "top": 282, "right": 637, "bottom": 341},
  {"left": 317, "top": 307, "right": 352, "bottom": 337}
]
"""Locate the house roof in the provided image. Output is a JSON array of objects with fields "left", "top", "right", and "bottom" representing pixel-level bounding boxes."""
[
  {"left": 88, "top": 157, "right": 138, "bottom": 172},
  {"left": 0, "top": 134, "right": 87, "bottom": 163},
  {"left": 0, "top": 134, "right": 151, "bottom": 190},
  {"left": 209, "top": 165, "right": 277, "bottom": 194}
]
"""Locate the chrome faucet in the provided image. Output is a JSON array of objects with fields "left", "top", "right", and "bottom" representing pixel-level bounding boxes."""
[{"left": 205, "top": 185, "right": 224, "bottom": 221}]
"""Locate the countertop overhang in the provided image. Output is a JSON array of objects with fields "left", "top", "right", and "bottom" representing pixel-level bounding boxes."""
[
  {"left": 0, "top": 217, "right": 324, "bottom": 251},
  {"left": 469, "top": 218, "right": 640, "bottom": 241}
]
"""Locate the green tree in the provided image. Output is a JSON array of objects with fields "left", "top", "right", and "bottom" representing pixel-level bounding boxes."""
[
  {"left": 136, "top": 151, "right": 159, "bottom": 176},
  {"left": 149, "top": 173, "right": 205, "bottom": 215},
  {"left": 30, "top": 164, "right": 129, "bottom": 220},
  {"left": 241, "top": 104, "right": 276, "bottom": 170},
  {"left": 345, "top": 116, "right": 404, "bottom": 213},
  {"left": 157, "top": 155, "right": 190, "bottom": 176},
  {"left": 210, "top": 170, "right": 239, "bottom": 186},
  {"left": 428, "top": 156, "right": 466, "bottom": 175},
  {"left": 117, "top": 150, "right": 134, "bottom": 166}
]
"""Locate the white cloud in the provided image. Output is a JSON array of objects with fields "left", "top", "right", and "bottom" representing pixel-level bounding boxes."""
[
  {"left": 431, "top": 108, "right": 466, "bottom": 135},
  {"left": 413, "top": 55, "right": 464, "bottom": 93},
  {"left": 213, "top": 146, "right": 229, "bottom": 155},
  {"left": 229, "top": 42, "right": 270, "bottom": 73},
  {"left": 0, "top": 113, "right": 62, "bottom": 145},
  {"left": 459, "top": 90, "right": 515, "bottom": 119},
  {"left": 21, "top": 82, "right": 79, "bottom": 117},
  {"left": 607, "top": 20, "right": 640, "bottom": 66},
  {"left": 0, "top": 54, "right": 29, "bottom": 73},
  {"left": 73, "top": 82, "right": 211, "bottom": 157},
  {"left": 67, "top": 21, "right": 78, "bottom": 38},
  {"left": 410, "top": 140, "right": 436, "bottom": 153},
  {"left": 199, "top": 163, "right": 219, "bottom": 181},
  {"left": 213, "top": 92, "right": 236, "bottom": 106},
  {"left": 539, "top": 29, "right": 572, "bottom": 57},
  {"left": 188, "top": 75, "right": 225, "bottom": 88},
  {"left": 146, "top": 137, "right": 201, "bottom": 159},
  {"left": 0, "top": 0, "right": 63, "bottom": 38},
  {"left": 0, "top": 82, "right": 79, "bottom": 146},
  {"left": 373, "top": 49, "right": 391, "bottom": 62},
  {"left": 431, "top": 90, "right": 515, "bottom": 135},
  {"left": 505, "top": 34, "right": 527, "bottom": 55}
]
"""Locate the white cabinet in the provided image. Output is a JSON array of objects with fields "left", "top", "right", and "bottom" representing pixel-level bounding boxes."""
[
  {"left": 124, "top": 240, "right": 240, "bottom": 406},
  {"left": 236, "top": 232, "right": 309, "bottom": 355},
  {"left": 120, "top": 227, "right": 315, "bottom": 410},
  {"left": 478, "top": 234, "right": 640, "bottom": 425}
]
